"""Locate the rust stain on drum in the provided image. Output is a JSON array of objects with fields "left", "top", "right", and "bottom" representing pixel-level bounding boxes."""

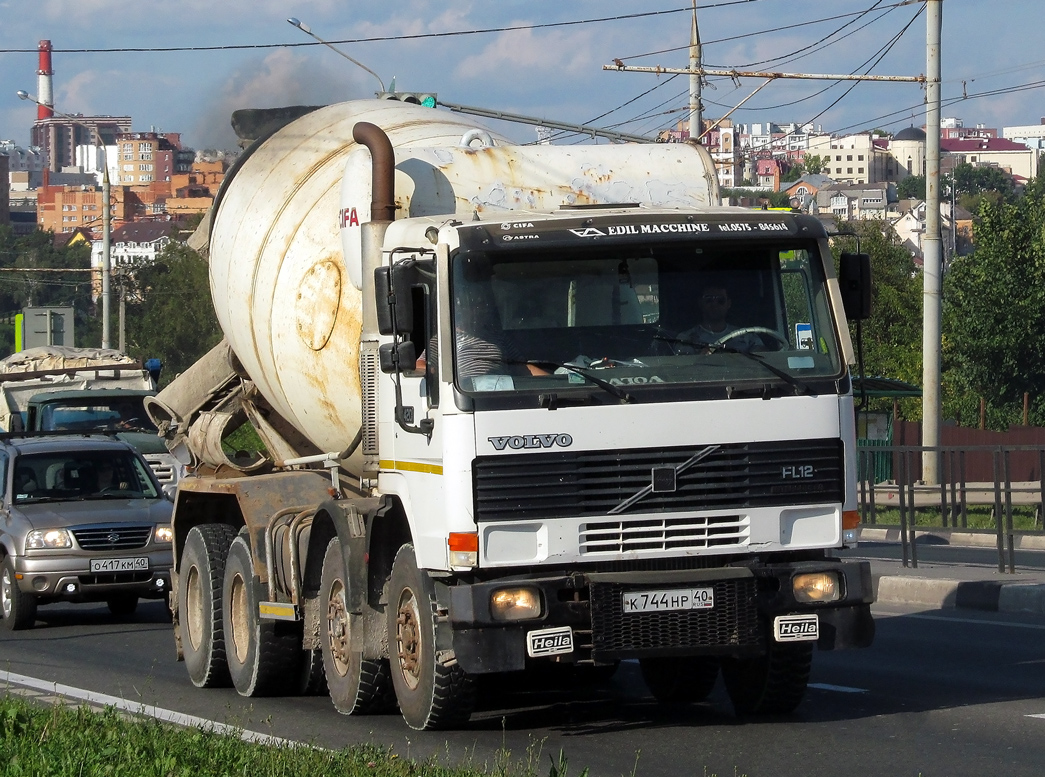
[{"left": 295, "top": 259, "right": 342, "bottom": 351}]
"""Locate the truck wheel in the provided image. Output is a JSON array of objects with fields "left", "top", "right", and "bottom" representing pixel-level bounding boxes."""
[
  {"left": 223, "top": 534, "right": 301, "bottom": 697},
  {"left": 640, "top": 656, "right": 719, "bottom": 703},
  {"left": 178, "top": 523, "right": 238, "bottom": 688},
  {"left": 1, "top": 556, "right": 37, "bottom": 631},
  {"left": 386, "top": 544, "right": 475, "bottom": 730},
  {"left": 320, "top": 537, "right": 392, "bottom": 713},
  {"left": 722, "top": 642, "right": 813, "bottom": 715},
  {"left": 297, "top": 647, "right": 328, "bottom": 696},
  {"left": 106, "top": 594, "right": 139, "bottom": 618}
]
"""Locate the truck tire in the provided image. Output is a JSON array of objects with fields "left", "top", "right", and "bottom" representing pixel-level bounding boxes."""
[
  {"left": 640, "top": 656, "right": 719, "bottom": 703},
  {"left": 297, "top": 647, "right": 328, "bottom": 696},
  {"left": 722, "top": 641, "right": 813, "bottom": 715},
  {"left": 1, "top": 556, "right": 37, "bottom": 631},
  {"left": 178, "top": 523, "right": 238, "bottom": 688},
  {"left": 387, "top": 543, "right": 475, "bottom": 730},
  {"left": 106, "top": 594, "right": 139, "bottom": 618},
  {"left": 320, "top": 537, "right": 392, "bottom": 713},
  {"left": 223, "top": 534, "right": 301, "bottom": 697}
]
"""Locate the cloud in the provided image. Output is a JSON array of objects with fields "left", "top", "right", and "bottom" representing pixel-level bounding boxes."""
[{"left": 452, "top": 27, "right": 599, "bottom": 86}]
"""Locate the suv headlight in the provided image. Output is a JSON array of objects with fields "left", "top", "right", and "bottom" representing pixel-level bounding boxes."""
[
  {"left": 154, "top": 525, "right": 174, "bottom": 543},
  {"left": 26, "top": 529, "right": 73, "bottom": 550}
]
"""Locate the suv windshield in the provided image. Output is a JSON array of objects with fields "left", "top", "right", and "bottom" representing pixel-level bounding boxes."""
[
  {"left": 12, "top": 450, "right": 159, "bottom": 504},
  {"left": 450, "top": 240, "right": 843, "bottom": 401},
  {"left": 39, "top": 397, "right": 156, "bottom": 433}
]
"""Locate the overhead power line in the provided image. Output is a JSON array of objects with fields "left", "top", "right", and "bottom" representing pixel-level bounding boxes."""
[{"left": 0, "top": 1, "right": 768, "bottom": 54}]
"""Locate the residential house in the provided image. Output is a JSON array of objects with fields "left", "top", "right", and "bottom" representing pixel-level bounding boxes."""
[{"left": 815, "top": 182, "right": 896, "bottom": 221}]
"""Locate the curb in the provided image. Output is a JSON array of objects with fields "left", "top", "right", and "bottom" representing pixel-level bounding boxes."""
[
  {"left": 876, "top": 575, "right": 1045, "bottom": 615},
  {"left": 860, "top": 526, "right": 1045, "bottom": 551}
]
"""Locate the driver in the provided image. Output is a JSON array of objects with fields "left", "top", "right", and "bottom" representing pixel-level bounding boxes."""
[{"left": 676, "top": 284, "right": 760, "bottom": 353}]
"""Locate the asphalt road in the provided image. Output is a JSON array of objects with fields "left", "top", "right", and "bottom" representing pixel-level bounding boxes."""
[{"left": 2, "top": 596, "right": 1044, "bottom": 777}]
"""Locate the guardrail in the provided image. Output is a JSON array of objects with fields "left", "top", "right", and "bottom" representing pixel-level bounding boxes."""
[{"left": 856, "top": 444, "right": 1045, "bottom": 573}]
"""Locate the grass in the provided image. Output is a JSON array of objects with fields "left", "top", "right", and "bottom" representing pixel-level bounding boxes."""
[
  {"left": 0, "top": 693, "right": 593, "bottom": 777},
  {"left": 861, "top": 504, "right": 1042, "bottom": 532}
]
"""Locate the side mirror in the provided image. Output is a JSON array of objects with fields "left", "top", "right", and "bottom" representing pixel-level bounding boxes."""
[
  {"left": 162, "top": 483, "right": 177, "bottom": 502},
  {"left": 839, "top": 252, "right": 872, "bottom": 321},
  {"left": 374, "top": 265, "right": 415, "bottom": 336},
  {"left": 379, "top": 341, "right": 417, "bottom": 374}
]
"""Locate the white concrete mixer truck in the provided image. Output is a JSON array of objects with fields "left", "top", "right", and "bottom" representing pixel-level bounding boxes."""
[{"left": 148, "top": 99, "right": 875, "bottom": 730}]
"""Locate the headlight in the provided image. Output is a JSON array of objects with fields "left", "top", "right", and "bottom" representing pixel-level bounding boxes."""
[
  {"left": 793, "top": 572, "right": 841, "bottom": 603},
  {"left": 490, "top": 587, "right": 542, "bottom": 621},
  {"left": 26, "top": 529, "right": 72, "bottom": 550},
  {"left": 154, "top": 525, "right": 174, "bottom": 543}
]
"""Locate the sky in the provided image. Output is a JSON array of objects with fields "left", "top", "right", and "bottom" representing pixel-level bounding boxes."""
[{"left": 1, "top": 1, "right": 1043, "bottom": 152}]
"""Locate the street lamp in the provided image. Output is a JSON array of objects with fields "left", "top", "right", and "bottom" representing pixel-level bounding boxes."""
[
  {"left": 287, "top": 17, "right": 386, "bottom": 93},
  {"left": 17, "top": 89, "right": 111, "bottom": 349}
]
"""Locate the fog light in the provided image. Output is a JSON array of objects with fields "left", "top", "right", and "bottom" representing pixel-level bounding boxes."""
[
  {"left": 154, "top": 525, "right": 174, "bottom": 543},
  {"left": 842, "top": 528, "right": 858, "bottom": 545},
  {"left": 64, "top": 583, "right": 77, "bottom": 594},
  {"left": 490, "top": 587, "right": 541, "bottom": 621},
  {"left": 793, "top": 572, "right": 840, "bottom": 603}
]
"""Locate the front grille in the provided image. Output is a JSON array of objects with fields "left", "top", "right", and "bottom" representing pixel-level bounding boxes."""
[
  {"left": 72, "top": 526, "right": 152, "bottom": 551},
  {"left": 580, "top": 515, "right": 749, "bottom": 554},
  {"left": 144, "top": 456, "right": 175, "bottom": 484},
  {"left": 590, "top": 577, "right": 761, "bottom": 659},
  {"left": 474, "top": 438, "right": 843, "bottom": 521},
  {"left": 78, "top": 571, "right": 152, "bottom": 585}
]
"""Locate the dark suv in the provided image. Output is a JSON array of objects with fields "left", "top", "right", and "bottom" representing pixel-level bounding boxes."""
[{"left": 0, "top": 433, "right": 174, "bottom": 630}]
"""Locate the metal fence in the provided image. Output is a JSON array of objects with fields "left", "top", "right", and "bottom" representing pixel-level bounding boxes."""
[{"left": 856, "top": 443, "right": 1045, "bottom": 573}]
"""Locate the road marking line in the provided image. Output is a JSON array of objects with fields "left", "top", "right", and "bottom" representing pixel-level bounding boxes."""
[
  {"left": 808, "top": 683, "right": 868, "bottom": 694},
  {"left": 0, "top": 670, "right": 293, "bottom": 746},
  {"left": 882, "top": 613, "right": 1045, "bottom": 630},
  {"left": 1026, "top": 714, "right": 1045, "bottom": 719}
]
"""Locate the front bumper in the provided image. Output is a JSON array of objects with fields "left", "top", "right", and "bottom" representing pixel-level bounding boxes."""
[
  {"left": 13, "top": 550, "right": 173, "bottom": 602},
  {"left": 446, "top": 559, "right": 875, "bottom": 674}
]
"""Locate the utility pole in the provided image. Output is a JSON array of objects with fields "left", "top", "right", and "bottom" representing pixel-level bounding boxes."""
[
  {"left": 922, "top": 0, "right": 943, "bottom": 484},
  {"left": 689, "top": 3, "right": 702, "bottom": 143},
  {"left": 118, "top": 265, "right": 126, "bottom": 353}
]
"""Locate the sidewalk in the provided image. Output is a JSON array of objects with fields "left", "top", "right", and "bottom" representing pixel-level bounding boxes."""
[{"left": 855, "top": 526, "right": 1045, "bottom": 616}]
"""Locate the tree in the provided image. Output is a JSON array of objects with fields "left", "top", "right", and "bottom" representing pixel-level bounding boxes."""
[
  {"left": 122, "top": 242, "right": 221, "bottom": 384},
  {"left": 804, "top": 154, "right": 826, "bottom": 175},
  {"left": 780, "top": 163, "right": 804, "bottom": 183},
  {"left": 943, "top": 175, "right": 1045, "bottom": 429},
  {"left": 0, "top": 226, "right": 97, "bottom": 356},
  {"left": 897, "top": 175, "right": 926, "bottom": 200},
  {"left": 831, "top": 219, "right": 923, "bottom": 418}
]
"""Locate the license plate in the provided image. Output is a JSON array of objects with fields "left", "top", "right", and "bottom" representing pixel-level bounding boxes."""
[
  {"left": 774, "top": 614, "right": 819, "bottom": 642},
  {"left": 527, "top": 626, "right": 574, "bottom": 657},
  {"left": 89, "top": 557, "right": 149, "bottom": 573},
  {"left": 622, "top": 587, "right": 714, "bottom": 613}
]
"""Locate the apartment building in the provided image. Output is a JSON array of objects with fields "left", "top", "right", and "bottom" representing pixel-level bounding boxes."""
[{"left": 31, "top": 115, "right": 132, "bottom": 173}]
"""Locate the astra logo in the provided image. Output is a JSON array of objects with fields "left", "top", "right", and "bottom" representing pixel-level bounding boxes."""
[{"left": 488, "top": 433, "right": 574, "bottom": 451}]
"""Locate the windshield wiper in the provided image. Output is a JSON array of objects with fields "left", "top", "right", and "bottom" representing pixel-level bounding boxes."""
[
  {"left": 654, "top": 333, "right": 813, "bottom": 396},
  {"left": 525, "top": 359, "right": 635, "bottom": 404}
]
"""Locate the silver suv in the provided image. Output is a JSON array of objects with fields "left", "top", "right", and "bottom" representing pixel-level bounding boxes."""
[{"left": 0, "top": 433, "right": 174, "bottom": 630}]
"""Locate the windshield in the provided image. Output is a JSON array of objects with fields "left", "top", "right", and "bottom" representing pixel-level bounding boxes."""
[
  {"left": 450, "top": 241, "right": 843, "bottom": 402},
  {"left": 40, "top": 397, "right": 156, "bottom": 432},
  {"left": 12, "top": 450, "right": 159, "bottom": 503}
]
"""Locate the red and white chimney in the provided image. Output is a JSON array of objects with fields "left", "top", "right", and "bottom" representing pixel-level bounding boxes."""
[{"left": 36, "top": 40, "right": 54, "bottom": 120}]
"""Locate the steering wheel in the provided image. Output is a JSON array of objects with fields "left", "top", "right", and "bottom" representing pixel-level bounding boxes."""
[{"left": 712, "top": 326, "right": 790, "bottom": 348}]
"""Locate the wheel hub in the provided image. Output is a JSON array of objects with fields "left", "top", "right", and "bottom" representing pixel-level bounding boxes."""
[
  {"left": 326, "top": 580, "right": 351, "bottom": 675},
  {"left": 1, "top": 569, "right": 11, "bottom": 620},
  {"left": 395, "top": 589, "right": 421, "bottom": 690}
]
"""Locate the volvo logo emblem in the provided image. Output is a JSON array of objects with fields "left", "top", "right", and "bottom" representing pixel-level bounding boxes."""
[{"left": 488, "top": 434, "right": 573, "bottom": 451}]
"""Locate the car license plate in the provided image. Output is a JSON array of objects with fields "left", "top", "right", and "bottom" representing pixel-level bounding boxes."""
[
  {"left": 89, "top": 557, "right": 149, "bottom": 573},
  {"left": 527, "top": 626, "right": 574, "bottom": 657},
  {"left": 774, "top": 614, "right": 819, "bottom": 642},
  {"left": 622, "top": 587, "right": 714, "bottom": 613}
]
